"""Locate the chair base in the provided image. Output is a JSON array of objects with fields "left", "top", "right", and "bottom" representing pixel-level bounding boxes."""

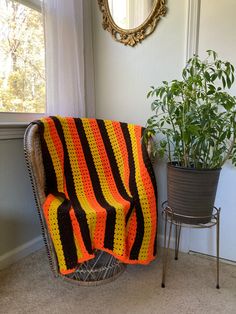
[{"left": 59, "top": 250, "right": 126, "bottom": 286}]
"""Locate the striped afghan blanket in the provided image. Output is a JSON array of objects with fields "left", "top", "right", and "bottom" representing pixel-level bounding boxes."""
[{"left": 35, "top": 116, "right": 157, "bottom": 275}]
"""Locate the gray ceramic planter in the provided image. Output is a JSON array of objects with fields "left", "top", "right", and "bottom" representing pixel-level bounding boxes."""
[{"left": 167, "top": 163, "right": 221, "bottom": 224}]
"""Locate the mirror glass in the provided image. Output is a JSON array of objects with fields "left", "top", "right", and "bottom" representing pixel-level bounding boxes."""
[{"left": 108, "top": 0, "right": 156, "bottom": 30}]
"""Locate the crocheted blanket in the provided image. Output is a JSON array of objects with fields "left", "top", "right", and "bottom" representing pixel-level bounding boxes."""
[{"left": 35, "top": 116, "right": 157, "bottom": 275}]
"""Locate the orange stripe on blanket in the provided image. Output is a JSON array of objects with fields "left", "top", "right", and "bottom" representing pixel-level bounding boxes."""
[
  {"left": 88, "top": 119, "right": 131, "bottom": 212},
  {"left": 104, "top": 120, "right": 131, "bottom": 197},
  {"left": 84, "top": 119, "right": 131, "bottom": 256},
  {"left": 112, "top": 121, "right": 131, "bottom": 192},
  {"left": 128, "top": 125, "right": 153, "bottom": 261},
  {"left": 69, "top": 208, "right": 95, "bottom": 262},
  {"left": 42, "top": 118, "right": 68, "bottom": 197},
  {"left": 58, "top": 117, "right": 97, "bottom": 244},
  {"left": 45, "top": 117, "right": 69, "bottom": 198},
  {"left": 66, "top": 117, "right": 107, "bottom": 247},
  {"left": 43, "top": 193, "right": 55, "bottom": 226},
  {"left": 43, "top": 194, "right": 67, "bottom": 272}
]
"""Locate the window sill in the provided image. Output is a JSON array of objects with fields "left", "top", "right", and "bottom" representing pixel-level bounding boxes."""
[
  {"left": 0, "top": 112, "right": 44, "bottom": 140},
  {"left": 0, "top": 123, "right": 29, "bottom": 140}
]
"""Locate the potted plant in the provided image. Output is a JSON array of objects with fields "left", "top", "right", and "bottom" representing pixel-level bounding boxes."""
[{"left": 144, "top": 50, "right": 236, "bottom": 224}]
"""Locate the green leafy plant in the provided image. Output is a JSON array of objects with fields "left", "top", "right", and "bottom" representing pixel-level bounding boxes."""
[{"left": 144, "top": 50, "right": 236, "bottom": 169}]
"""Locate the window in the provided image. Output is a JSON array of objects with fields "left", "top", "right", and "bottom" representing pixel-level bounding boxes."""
[{"left": 0, "top": 0, "right": 45, "bottom": 118}]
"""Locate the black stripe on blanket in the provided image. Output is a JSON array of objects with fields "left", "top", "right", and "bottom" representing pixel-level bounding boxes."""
[
  {"left": 75, "top": 118, "right": 117, "bottom": 250},
  {"left": 120, "top": 123, "right": 145, "bottom": 260},
  {"left": 51, "top": 116, "right": 93, "bottom": 255}
]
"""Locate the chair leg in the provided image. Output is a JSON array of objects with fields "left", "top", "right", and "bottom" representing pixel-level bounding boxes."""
[
  {"left": 216, "top": 210, "right": 220, "bottom": 289},
  {"left": 175, "top": 224, "right": 182, "bottom": 260},
  {"left": 162, "top": 212, "right": 173, "bottom": 288}
]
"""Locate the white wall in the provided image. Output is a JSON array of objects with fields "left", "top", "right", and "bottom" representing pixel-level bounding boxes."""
[
  {"left": 92, "top": 0, "right": 188, "bottom": 125},
  {"left": 92, "top": 0, "right": 236, "bottom": 261},
  {"left": 0, "top": 137, "right": 42, "bottom": 269},
  {"left": 188, "top": 0, "right": 236, "bottom": 261}
]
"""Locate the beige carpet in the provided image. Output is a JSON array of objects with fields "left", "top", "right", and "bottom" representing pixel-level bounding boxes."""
[{"left": 0, "top": 248, "right": 236, "bottom": 314}]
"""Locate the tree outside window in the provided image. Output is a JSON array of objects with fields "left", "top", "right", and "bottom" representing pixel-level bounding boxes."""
[{"left": 0, "top": 0, "right": 45, "bottom": 113}]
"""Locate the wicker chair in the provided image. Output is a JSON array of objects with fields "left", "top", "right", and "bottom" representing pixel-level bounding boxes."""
[{"left": 24, "top": 121, "right": 153, "bottom": 286}]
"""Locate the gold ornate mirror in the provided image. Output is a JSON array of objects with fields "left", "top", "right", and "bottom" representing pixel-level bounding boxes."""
[{"left": 98, "top": 0, "right": 167, "bottom": 47}]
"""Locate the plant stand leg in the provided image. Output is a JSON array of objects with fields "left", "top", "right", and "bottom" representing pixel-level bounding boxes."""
[
  {"left": 175, "top": 224, "right": 182, "bottom": 260},
  {"left": 216, "top": 209, "right": 220, "bottom": 289},
  {"left": 161, "top": 211, "right": 173, "bottom": 288}
]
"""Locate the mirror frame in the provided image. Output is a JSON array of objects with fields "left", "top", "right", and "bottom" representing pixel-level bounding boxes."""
[{"left": 97, "top": 0, "right": 167, "bottom": 47}]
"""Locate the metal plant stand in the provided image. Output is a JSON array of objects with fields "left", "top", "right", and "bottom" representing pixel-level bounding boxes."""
[{"left": 161, "top": 201, "right": 221, "bottom": 289}]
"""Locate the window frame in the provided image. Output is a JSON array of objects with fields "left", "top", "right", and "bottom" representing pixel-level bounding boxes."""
[
  {"left": 16, "top": 0, "right": 42, "bottom": 12},
  {"left": 0, "top": 0, "right": 46, "bottom": 125}
]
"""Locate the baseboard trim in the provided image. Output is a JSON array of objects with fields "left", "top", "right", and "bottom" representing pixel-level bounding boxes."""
[
  {"left": 0, "top": 235, "right": 44, "bottom": 270},
  {"left": 189, "top": 250, "right": 236, "bottom": 265}
]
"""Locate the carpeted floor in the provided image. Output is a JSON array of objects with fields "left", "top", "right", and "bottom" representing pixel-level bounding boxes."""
[{"left": 0, "top": 249, "right": 236, "bottom": 314}]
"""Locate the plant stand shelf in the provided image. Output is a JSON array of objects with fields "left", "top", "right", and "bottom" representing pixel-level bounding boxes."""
[{"left": 161, "top": 201, "right": 221, "bottom": 289}]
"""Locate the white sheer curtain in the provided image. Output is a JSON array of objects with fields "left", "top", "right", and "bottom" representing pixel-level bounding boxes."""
[{"left": 42, "top": 0, "right": 95, "bottom": 117}]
